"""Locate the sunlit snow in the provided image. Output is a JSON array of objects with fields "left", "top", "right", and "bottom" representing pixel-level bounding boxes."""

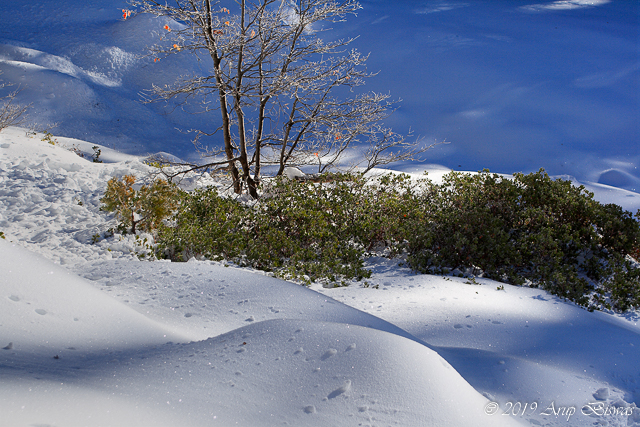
[{"left": 0, "top": 0, "right": 639, "bottom": 426}]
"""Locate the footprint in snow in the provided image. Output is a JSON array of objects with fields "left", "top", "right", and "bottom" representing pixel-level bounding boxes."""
[
  {"left": 35, "top": 309, "right": 47, "bottom": 315},
  {"left": 328, "top": 380, "right": 351, "bottom": 399},
  {"left": 454, "top": 324, "right": 473, "bottom": 329},
  {"left": 593, "top": 387, "right": 610, "bottom": 400}
]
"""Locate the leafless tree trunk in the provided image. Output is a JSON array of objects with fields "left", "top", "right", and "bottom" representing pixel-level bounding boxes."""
[{"left": 131, "top": 0, "right": 431, "bottom": 198}]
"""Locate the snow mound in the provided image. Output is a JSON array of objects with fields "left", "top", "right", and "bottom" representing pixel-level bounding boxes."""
[
  {"left": 0, "top": 239, "right": 186, "bottom": 353},
  {"left": 1, "top": 317, "right": 521, "bottom": 427}
]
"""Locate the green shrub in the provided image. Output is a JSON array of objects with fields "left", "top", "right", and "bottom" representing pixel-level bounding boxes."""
[
  {"left": 407, "top": 170, "right": 520, "bottom": 279},
  {"left": 252, "top": 177, "right": 361, "bottom": 282},
  {"left": 159, "top": 176, "right": 374, "bottom": 285},
  {"left": 158, "top": 173, "right": 437, "bottom": 285},
  {"left": 107, "top": 168, "right": 639, "bottom": 310},
  {"left": 406, "top": 169, "right": 640, "bottom": 310},
  {"left": 158, "top": 186, "right": 248, "bottom": 261},
  {"left": 335, "top": 172, "right": 432, "bottom": 256}
]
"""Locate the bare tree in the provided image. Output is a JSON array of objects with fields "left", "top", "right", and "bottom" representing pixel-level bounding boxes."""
[
  {"left": 132, "top": 0, "right": 429, "bottom": 198},
  {"left": 0, "top": 73, "right": 29, "bottom": 132}
]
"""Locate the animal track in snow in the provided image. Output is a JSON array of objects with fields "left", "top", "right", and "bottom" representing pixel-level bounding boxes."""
[
  {"left": 321, "top": 348, "right": 337, "bottom": 361},
  {"left": 454, "top": 324, "right": 473, "bottom": 329}
]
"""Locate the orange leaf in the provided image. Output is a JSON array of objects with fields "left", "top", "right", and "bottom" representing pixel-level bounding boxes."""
[
  {"left": 164, "top": 24, "right": 171, "bottom": 31},
  {"left": 224, "top": 21, "right": 230, "bottom": 26}
]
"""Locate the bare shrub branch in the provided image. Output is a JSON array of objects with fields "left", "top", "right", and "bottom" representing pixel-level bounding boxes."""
[{"left": 0, "top": 74, "right": 30, "bottom": 132}]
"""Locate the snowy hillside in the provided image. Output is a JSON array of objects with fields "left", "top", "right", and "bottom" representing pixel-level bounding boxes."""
[
  {"left": 0, "top": 0, "right": 638, "bottom": 189},
  {"left": 1, "top": 0, "right": 639, "bottom": 425}
]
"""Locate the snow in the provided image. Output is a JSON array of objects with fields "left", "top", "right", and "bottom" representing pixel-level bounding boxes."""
[
  {"left": 1, "top": 133, "right": 520, "bottom": 427},
  {"left": 2, "top": 125, "right": 640, "bottom": 427},
  {"left": 1, "top": 0, "right": 637, "bottom": 188},
  {"left": 1, "top": 0, "right": 639, "bottom": 426}
]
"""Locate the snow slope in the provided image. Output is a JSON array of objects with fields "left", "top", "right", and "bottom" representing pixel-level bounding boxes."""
[
  {"left": 1, "top": 237, "right": 513, "bottom": 426},
  {"left": 1, "top": 129, "right": 640, "bottom": 426},
  {"left": 0, "top": 134, "right": 517, "bottom": 426},
  {"left": 0, "top": 0, "right": 639, "bottom": 424}
]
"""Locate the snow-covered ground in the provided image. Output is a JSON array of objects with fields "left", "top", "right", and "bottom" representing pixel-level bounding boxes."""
[
  {"left": 1, "top": 0, "right": 639, "bottom": 425},
  {"left": 2, "top": 128, "right": 640, "bottom": 426}
]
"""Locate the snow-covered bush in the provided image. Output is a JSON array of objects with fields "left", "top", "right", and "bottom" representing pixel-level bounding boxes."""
[
  {"left": 158, "top": 175, "right": 375, "bottom": 285},
  {"left": 157, "top": 186, "right": 248, "bottom": 262}
]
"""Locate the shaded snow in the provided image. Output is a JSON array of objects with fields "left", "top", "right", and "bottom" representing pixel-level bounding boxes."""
[
  {"left": 0, "top": 0, "right": 637, "bottom": 188},
  {"left": 0, "top": 0, "right": 639, "bottom": 425}
]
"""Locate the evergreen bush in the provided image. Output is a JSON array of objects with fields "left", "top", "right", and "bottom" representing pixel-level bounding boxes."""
[
  {"left": 406, "top": 169, "right": 640, "bottom": 310},
  {"left": 103, "top": 169, "right": 640, "bottom": 310}
]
